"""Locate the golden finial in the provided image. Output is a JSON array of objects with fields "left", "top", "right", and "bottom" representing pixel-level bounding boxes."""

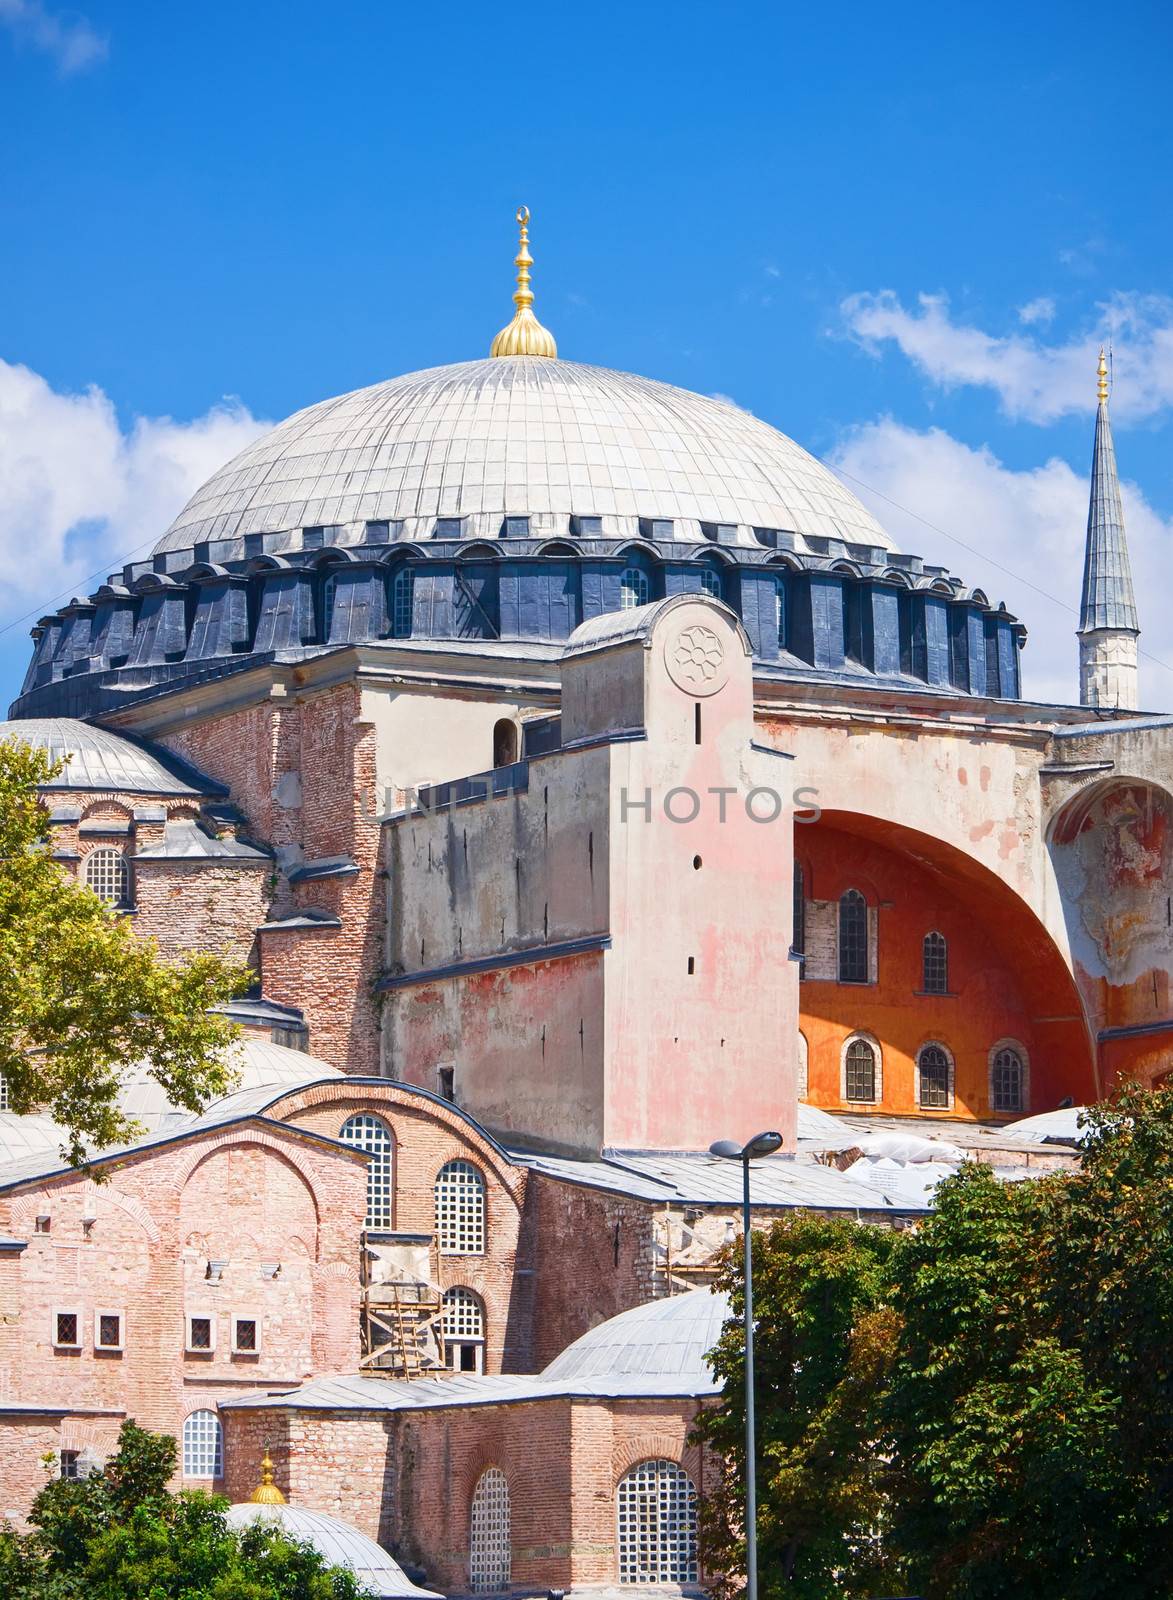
[
  {"left": 249, "top": 1448, "right": 286, "bottom": 1505},
  {"left": 489, "top": 206, "right": 558, "bottom": 360},
  {"left": 1097, "top": 346, "right": 1109, "bottom": 405}
]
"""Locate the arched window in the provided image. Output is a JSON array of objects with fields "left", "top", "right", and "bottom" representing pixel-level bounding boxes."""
[
  {"left": 991, "top": 1046, "right": 1026, "bottom": 1113},
  {"left": 443, "top": 1286, "right": 486, "bottom": 1373},
  {"left": 391, "top": 567, "right": 414, "bottom": 638},
  {"left": 917, "top": 1043, "right": 952, "bottom": 1110},
  {"left": 616, "top": 1458, "right": 698, "bottom": 1585},
  {"left": 435, "top": 1159, "right": 486, "bottom": 1255},
  {"left": 320, "top": 572, "right": 338, "bottom": 642},
  {"left": 698, "top": 567, "right": 722, "bottom": 600},
  {"left": 775, "top": 576, "right": 786, "bottom": 650},
  {"left": 797, "top": 1032, "right": 809, "bottom": 1101},
  {"left": 922, "top": 931, "right": 948, "bottom": 993},
  {"left": 619, "top": 567, "right": 650, "bottom": 610},
  {"left": 469, "top": 1467, "right": 511, "bottom": 1592},
  {"left": 838, "top": 889, "right": 868, "bottom": 983},
  {"left": 492, "top": 719, "right": 519, "bottom": 768},
  {"left": 792, "top": 861, "right": 805, "bottom": 956},
  {"left": 84, "top": 848, "right": 131, "bottom": 909},
  {"left": 339, "top": 1114, "right": 394, "bottom": 1229},
  {"left": 844, "top": 1037, "right": 878, "bottom": 1103},
  {"left": 182, "top": 1409, "right": 222, "bottom": 1478}
]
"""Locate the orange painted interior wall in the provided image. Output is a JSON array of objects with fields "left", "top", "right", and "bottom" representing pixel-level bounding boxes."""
[{"left": 798, "top": 820, "right": 1097, "bottom": 1119}]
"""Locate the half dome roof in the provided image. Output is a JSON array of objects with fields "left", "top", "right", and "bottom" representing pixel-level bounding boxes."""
[{"left": 155, "top": 357, "right": 892, "bottom": 554}]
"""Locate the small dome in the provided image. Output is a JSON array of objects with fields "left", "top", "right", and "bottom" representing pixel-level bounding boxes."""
[
  {"left": 1002, "top": 1106, "right": 1088, "bottom": 1144},
  {"left": 0, "top": 1113, "right": 69, "bottom": 1169},
  {"left": 541, "top": 1287, "right": 728, "bottom": 1390},
  {"left": 118, "top": 1037, "right": 342, "bottom": 1133},
  {"left": 154, "top": 358, "right": 891, "bottom": 554},
  {"left": 0, "top": 718, "right": 213, "bottom": 797},
  {"left": 224, "top": 1503, "right": 440, "bottom": 1599}
]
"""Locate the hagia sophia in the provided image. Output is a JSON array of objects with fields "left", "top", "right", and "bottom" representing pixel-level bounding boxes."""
[{"left": 0, "top": 209, "right": 1167, "bottom": 1594}]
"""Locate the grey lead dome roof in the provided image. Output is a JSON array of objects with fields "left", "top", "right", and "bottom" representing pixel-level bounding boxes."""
[
  {"left": 155, "top": 357, "right": 893, "bottom": 554},
  {"left": 0, "top": 719, "right": 215, "bottom": 796},
  {"left": 540, "top": 1286, "right": 729, "bottom": 1390},
  {"left": 224, "top": 1504, "right": 440, "bottom": 1599}
]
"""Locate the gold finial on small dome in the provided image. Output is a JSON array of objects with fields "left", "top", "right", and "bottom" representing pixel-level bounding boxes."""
[
  {"left": 249, "top": 1448, "right": 286, "bottom": 1505},
  {"left": 489, "top": 206, "right": 558, "bottom": 359},
  {"left": 1097, "top": 346, "right": 1109, "bottom": 404}
]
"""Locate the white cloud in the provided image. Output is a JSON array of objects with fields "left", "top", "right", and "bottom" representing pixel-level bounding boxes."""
[
  {"left": 829, "top": 418, "right": 1173, "bottom": 708},
  {"left": 710, "top": 392, "right": 753, "bottom": 414},
  {"left": 840, "top": 289, "right": 1173, "bottom": 424},
  {"left": 0, "top": 0, "right": 106, "bottom": 73},
  {"left": 0, "top": 357, "right": 268, "bottom": 624},
  {"left": 1018, "top": 296, "right": 1056, "bottom": 327}
]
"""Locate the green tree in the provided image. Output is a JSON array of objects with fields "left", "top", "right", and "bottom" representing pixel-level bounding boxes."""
[
  {"left": 693, "top": 1211, "right": 906, "bottom": 1599},
  {"left": 0, "top": 737, "right": 249, "bottom": 1162},
  {"left": 0, "top": 1420, "right": 369, "bottom": 1599}
]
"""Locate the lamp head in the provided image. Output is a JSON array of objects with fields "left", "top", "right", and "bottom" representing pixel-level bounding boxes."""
[
  {"left": 709, "top": 1132, "right": 784, "bottom": 1161},
  {"left": 709, "top": 1139, "right": 744, "bottom": 1160}
]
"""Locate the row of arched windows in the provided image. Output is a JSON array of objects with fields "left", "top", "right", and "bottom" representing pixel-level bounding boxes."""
[
  {"left": 469, "top": 1458, "right": 697, "bottom": 1591},
  {"left": 834, "top": 1034, "right": 1028, "bottom": 1113},
  {"left": 337, "top": 1115, "right": 487, "bottom": 1252}
]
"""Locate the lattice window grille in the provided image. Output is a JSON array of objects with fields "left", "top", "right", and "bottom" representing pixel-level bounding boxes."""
[
  {"left": 339, "top": 1114, "right": 394, "bottom": 1229},
  {"left": 616, "top": 1458, "right": 698, "bottom": 1585},
  {"left": 182, "top": 1410, "right": 222, "bottom": 1478},
  {"left": 435, "top": 1160, "right": 486, "bottom": 1255},
  {"left": 469, "top": 1467, "right": 511, "bottom": 1592},
  {"left": 992, "top": 1048, "right": 1024, "bottom": 1113},
  {"left": 392, "top": 569, "right": 414, "bottom": 637},
  {"left": 698, "top": 568, "right": 722, "bottom": 599},
  {"left": 619, "top": 567, "right": 649, "bottom": 610},
  {"left": 84, "top": 848, "right": 130, "bottom": 908},
  {"left": 776, "top": 577, "right": 786, "bottom": 648},
  {"left": 845, "top": 1038, "right": 877, "bottom": 1103},
  {"left": 444, "top": 1287, "right": 484, "bottom": 1341},
  {"left": 923, "top": 931, "right": 948, "bottom": 993},
  {"left": 838, "top": 889, "right": 868, "bottom": 983},
  {"left": 0, "top": 1074, "right": 8, "bottom": 1112},
  {"left": 918, "top": 1045, "right": 951, "bottom": 1109}
]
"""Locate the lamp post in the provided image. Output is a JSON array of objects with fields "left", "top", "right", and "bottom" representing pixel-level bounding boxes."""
[{"left": 709, "top": 1131, "right": 784, "bottom": 1600}]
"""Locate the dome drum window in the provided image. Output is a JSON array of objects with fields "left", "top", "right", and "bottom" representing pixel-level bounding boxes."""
[
  {"left": 698, "top": 568, "right": 723, "bottom": 600},
  {"left": 619, "top": 566, "right": 650, "bottom": 610},
  {"left": 435, "top": 1159, "right": 486, "bottom": 1255},
  {"left": 390, "top": 568, "right": 415, "bottom": 638},
  {"left": 616, "top": 1458, "right": 698, "bottom": 1586}
]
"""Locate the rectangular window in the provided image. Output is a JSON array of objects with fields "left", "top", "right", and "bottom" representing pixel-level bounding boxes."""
[
  {"left": 232, "top": 1316, "right": 259, "bottom": 1354},
  {"left": 95, "top": 1311, "right": 123, "bottom": 1351},
  {"left": 59, "top": 1450, "right": 80, "bottom": 1480},
  {"left": 54, "top": 1311, "right": 80, "bottom": 1348},
  {"left": 187, "top": 1315, "right": 214, "bottom": 1353}
]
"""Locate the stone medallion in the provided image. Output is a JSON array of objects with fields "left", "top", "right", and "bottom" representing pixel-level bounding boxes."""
[{"left": 665, "top": 623, "right": 729, "bottom": 696}]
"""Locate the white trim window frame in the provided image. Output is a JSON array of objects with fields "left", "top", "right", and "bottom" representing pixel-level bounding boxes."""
[
  {"left": 840, "top": 1032, "right": 883, "bottom": 1105},
  {"left": 231, "top": 1313, "right": 261, "bottom": 1355},
  {"left": 914, "top": 1041, "right": 955, "bottom": 1111},
  {"left": 53, "top": 1307, "right": 83, "bottom": 1349},
  {"left": 186, "top": 1312, "right": 217, "bottom": 1354},
  {"left": 94, "top": 1308, "right": 125, "bottom": 1351},
  {"left": 988, "top": 1038, "right": 1030, "bottom": 1115}
]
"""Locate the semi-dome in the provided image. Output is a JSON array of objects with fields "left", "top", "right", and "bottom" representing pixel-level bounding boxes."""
[
  {"left": 117, "top": 1037, "right": 343, "bottom": 1133},
  {"left": 0, "top": 719, "right": 215, "bottom": 796},
  {"left": 154, "top": 357, "right": 892, "bottom": 555},
  {"left": 224, "top": 1503, "right": 440, "bottom": 1599},
  {"left": 541, "top": 1286, "right": 728, "bottom": 1391}
]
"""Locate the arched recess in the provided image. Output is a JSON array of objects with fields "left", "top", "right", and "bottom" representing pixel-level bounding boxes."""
[{"left": 800, "top": 809, "right": 1097, "bottom": 1111}]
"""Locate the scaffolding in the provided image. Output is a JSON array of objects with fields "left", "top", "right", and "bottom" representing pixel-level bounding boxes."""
[{"left": 358, "top": 1233, "right": 447, "bottom": 1377}]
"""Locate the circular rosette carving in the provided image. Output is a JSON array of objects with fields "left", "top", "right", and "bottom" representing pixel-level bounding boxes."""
[{"left": 665, "top": 623, "right": 729, "bottom": 696}]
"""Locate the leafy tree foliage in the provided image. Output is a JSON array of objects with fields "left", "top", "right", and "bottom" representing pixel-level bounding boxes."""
[
  {"left": 0, "top": 738, "right": 249, "bottom": 1162},
  {"left": 0, "top": 1420, "right": 369, "bottom": 1599},
  {"left": 696, "top": 1083, "right": 1173, "bottom": 1599}
]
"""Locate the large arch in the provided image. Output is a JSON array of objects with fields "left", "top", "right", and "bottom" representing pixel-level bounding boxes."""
[{"left": 797, "top": 809, "right": 1097, "bottom": 1114}]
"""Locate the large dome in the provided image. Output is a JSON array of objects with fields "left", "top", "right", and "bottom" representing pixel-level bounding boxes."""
[{"left": 155, "top": 357, "right": 892, "bottom": 555}]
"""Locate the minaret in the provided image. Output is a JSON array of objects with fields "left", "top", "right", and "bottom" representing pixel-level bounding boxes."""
[{"left": 1078, "top": 348, "right": 1139, "bottom": 710}]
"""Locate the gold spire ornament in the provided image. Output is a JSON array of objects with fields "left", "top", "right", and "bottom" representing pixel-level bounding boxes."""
[
  {"left": 1097, "top": 346, "right": 1109, "bottom": 404},
  {"left": 489, "top": 206, "right": 558, "bottom": 359},
  {"left": 249, "top": 1448, "right": 286, "bottom": 1505}
]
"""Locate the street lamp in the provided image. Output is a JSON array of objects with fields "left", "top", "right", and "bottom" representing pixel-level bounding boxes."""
[{"left": 709, "top": 1131, "right": 784, "bottom": 1600}]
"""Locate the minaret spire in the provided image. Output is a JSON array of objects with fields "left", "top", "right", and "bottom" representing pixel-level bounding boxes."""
[
  {"left": 1078, "top": 346, "right": 1139, "bottom": 710},
  {"left": 489, "top": 206, "right": 558, "bottom": 360}
]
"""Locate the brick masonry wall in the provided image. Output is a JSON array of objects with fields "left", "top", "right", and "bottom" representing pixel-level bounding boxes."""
[
  {"left": 162, "top": 683, "right": 385, "bottom": 1075},
  {"left": 0, "top": 1121, "right": 367, "bottom": 1523},
  {"left": 133, "top": 861, "right": 268, "bottom": 962},
  {"left": 272, "top": 1082, "right": 532, "bottom": 1374}
]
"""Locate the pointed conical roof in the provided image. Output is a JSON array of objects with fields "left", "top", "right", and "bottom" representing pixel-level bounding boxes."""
[{"left": 1079, "top": 355, "right": 1139, "bottom": 634}]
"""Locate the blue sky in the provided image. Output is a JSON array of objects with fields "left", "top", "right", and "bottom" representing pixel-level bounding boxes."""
[{"left": 1, "top": 0, "right": 1172, "bottom": 706}]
